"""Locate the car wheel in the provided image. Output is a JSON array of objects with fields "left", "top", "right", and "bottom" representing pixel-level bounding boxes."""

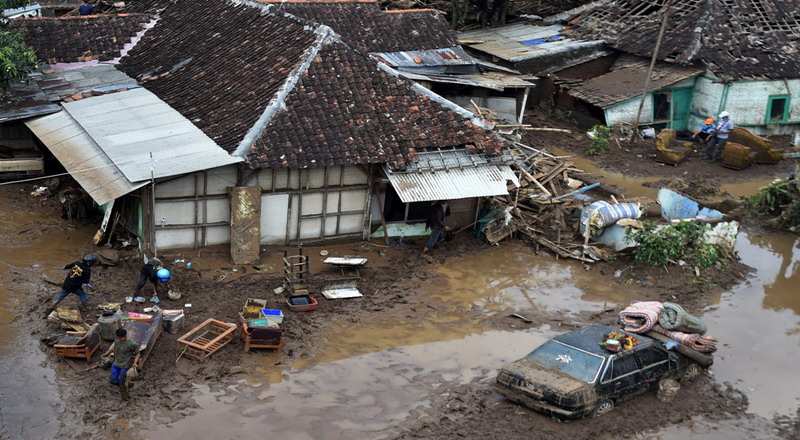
[
  {"left": 682, "top": 363, "right": 702, "bottom": 382},
  {"left": 591, "top": 399, "right": 614, "bottom": 418}
]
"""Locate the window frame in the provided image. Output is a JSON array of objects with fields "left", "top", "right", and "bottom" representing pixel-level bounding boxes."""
[{"left": 766, "top": 95, "right": 790, "bottom": 124}]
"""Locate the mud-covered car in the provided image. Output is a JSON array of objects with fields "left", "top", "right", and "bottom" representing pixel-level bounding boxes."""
[{"left": 493, "top": 325, "right": 707, "bottom": 419}]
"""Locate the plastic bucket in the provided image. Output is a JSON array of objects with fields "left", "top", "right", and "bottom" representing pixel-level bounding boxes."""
[{"left": 657, "top": 378, "right": 680, "bottom": 403}]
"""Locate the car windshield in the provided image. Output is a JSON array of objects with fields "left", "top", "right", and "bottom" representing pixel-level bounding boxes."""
[{"left": 527, "top": 341, "right": 604, "bottom": 383}]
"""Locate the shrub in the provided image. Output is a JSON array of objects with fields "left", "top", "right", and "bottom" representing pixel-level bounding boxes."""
[
  {"left": 627, "top": 221, "right": 726, "bottom": 270},
  {"left": 587, "top": 125, "right": 611, "bottom": 156}
]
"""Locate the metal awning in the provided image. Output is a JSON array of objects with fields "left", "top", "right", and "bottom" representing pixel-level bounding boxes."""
[
  {"left": 383, "top": 149, "right": 519, "bottom": 203},
  {"left": 397, "top": 71, "right": 535, "bottom": 91},
  {"left": 26, "top": 87, "right": 242, "bottom": 204},
  {"left": 25, "top": 110, "right": 146, "bottom": 205}
]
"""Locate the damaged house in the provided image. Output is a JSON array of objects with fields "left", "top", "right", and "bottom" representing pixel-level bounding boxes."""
[
  {"left": 548, "top": 0, "right": 800, "bottom": 134},
  {"left": 269, "top": 0, "right": 536, "bottom": 124},
  {"left": 15, "top": 0, "right": 517, "bottom": 254}
]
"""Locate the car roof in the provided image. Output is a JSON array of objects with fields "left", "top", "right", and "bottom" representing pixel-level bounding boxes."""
[{"left": 551, "top": 324, "right": 655, "bottom": 357}]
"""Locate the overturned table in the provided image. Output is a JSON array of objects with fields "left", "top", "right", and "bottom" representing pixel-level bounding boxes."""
[{"left": 177, "top": 318, "right": 236, "bottom": 361}]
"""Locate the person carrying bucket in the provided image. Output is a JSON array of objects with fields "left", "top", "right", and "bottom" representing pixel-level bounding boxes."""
[{"left": 133, "top": 258, "right": 171, "bottom": 303}]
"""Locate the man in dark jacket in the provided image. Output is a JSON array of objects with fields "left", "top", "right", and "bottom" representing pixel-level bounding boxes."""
[
  {"left": 423, "top": 201, "right": 450, "bottom": 253},
  {"left": 43, "top": 254, "right": 96, "bottom": 317},
  {"left": 134, "top": 258, "right": 169, "bottom": 301},
  {"left": 78, "top": 0, "right": 94, "bottom": 15}
]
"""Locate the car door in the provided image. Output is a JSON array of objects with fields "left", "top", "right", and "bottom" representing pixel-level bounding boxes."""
[
  {"left": 605, "top": 353, "right": 642, "bottom": 402},
  {"left": 635, "top": 346, "right": 671, "bottom": 388}
]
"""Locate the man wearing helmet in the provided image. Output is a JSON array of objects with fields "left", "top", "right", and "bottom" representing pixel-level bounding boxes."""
[
  {"left": 705, "top": 111, "right": 734, "bottom": 163},
  {"left": 43, "top": 254, "right": 97, "bottom": 317},
  {"left": 134, "top": 258, "right": 170, "bottom": 303}
]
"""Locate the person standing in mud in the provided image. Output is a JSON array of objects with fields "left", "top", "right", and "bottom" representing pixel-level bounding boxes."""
[
  {"left": 133, "top": 258, "right": 170, "bottom": 303},
  {"left": 43, "top": 254, "right": 97, "bottom": 317},
  {"left": 103, "top": 328, "right": 140, "bottom": 401},
  {"left": 423, "top": 201, "right": 450, "bottom": 253}
]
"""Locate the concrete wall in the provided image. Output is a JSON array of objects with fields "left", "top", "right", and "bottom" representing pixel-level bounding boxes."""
[
  {"left": 689, "top": 74, "right": 800, "bottom": 135},
  {"left": 604, "top": 78, "right": 696, "bottom": 127}
]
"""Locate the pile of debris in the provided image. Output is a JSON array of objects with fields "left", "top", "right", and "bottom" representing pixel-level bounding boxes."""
[{"left": 482, "top": 141, "right": 609, "bottom": 263}]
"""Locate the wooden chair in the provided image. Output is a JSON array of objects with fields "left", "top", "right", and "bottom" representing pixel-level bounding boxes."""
[
  {"left": 239, "top": 313, "right": 283, "bottom": 353},
  {"left": 655, "top": 129, "right": 692, "bottom": 166},
  {"left": 54, "top": 323, "right": 101, "bottom": 360}
]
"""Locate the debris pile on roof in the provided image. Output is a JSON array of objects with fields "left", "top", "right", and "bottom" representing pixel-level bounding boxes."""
[
  {"left": 11, "top": 14, "right": 152, "bottom": 64},
  {"left": 561, "top": 0, "right": 800, "bottom": 80}
]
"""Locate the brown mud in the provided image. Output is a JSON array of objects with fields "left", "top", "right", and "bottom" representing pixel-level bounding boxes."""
[
  {"left": 1, "top": 166, "right": 799, "bottom": 439},
  {"left": 522, "top": 110, "right": 795, "bottom": 185}
]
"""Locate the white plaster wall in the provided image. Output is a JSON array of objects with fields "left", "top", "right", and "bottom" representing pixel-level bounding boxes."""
[
  {"left": 689, "top": 74, "right": 800, "bottom": 135},
  {"left": 605, "top": 96, "right": 653, "bottom": 126}
]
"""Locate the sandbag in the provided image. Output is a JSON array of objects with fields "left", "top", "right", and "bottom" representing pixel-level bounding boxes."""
[
  {"left": 658, "top": 302, "right": 707, "bottom": 335},
  {"left": 581, "top": 201, "right": 642, "bottom": 236}
]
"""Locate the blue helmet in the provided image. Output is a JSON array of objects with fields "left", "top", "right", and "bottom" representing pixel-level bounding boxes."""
[{"left": 156, "top": 268, "right": 171, "bottom": 283}]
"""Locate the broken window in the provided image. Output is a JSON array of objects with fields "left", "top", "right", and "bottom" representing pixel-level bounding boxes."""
[
  {"left": 767, "top": 95, "right": 789, "bottom": 124},
  {"left": 653, "top": 91, "right": 672, "bottom": 121}
]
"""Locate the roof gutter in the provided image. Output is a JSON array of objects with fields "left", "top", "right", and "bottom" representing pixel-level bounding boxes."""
[{"left": 374, "top": 61, "right": 494, "bottom": 131}]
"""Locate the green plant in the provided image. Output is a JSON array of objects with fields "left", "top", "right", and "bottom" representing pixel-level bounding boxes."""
[
  {"left": 627, "top": 221, "right": 727, "bottom": 271},
  {"left": 587, "top": 125, "right": 611, "bottom": 156},
  {"left": 743, "top": 179, "right": 800, "bottom": 232},
  {"left": 0, "top": 29, "right": 38, "bottom": 92}
]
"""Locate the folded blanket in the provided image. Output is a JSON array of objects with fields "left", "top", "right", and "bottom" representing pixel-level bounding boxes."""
[
  {"left": 619, "top": 301, "right": 664, "bottom": 333},
  {"left": 651, "top": 324, "right": 718, "bottom": 353},
  {"left": 659, "top": 302, "right": 707, "bottom": 335}
]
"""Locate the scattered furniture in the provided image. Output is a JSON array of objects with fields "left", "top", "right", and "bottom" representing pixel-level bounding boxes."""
[
  {"left": 655, "top": 129, "right": 692, "bottom": 166},
  {"left": 119, "top": 313, "right": 163, "bottom": 368},
  {"left": 54, "top": 323, "right": 101, "bottom": 360},
  {"left": 283, "top": 247, "right": 311, "bottom": 295},
  {"left": 239, "top": 313, "right": 283, "bottom": 353},
  {"left": 722, "top": 142, "right": 755, "bottom": 170},
  {"left": 727, "top": 126, "right": 783, "bottom": 164},
  {"left": 177, "top": 318, "right": 236, "bottom": 361}
]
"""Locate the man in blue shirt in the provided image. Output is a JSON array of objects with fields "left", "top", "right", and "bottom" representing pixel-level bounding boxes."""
[
  {"left": 78, "top": 0, "right": 94, "bottom": 15},
  {"left": 705, "top": 111, "right": 734, "bottom": 163},
  {"left": 692, "top": 118, "right": 715, "bottom": 143}
]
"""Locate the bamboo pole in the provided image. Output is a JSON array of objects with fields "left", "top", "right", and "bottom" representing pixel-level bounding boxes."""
[{"left": 632, "top": 0, "right": 674, "bottom": 136}]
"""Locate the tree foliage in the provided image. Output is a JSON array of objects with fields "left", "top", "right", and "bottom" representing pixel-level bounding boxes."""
[
  {"left": 0, "top": 31, "right": 37, "bottom": 91},
  {"left": 0, "top": 0, "right": 38, "bottom": 93}
]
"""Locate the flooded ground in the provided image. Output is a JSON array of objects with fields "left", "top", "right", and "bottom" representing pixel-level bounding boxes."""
[{"left": 1, "top": 181, "right": 799, "bottom": 439}]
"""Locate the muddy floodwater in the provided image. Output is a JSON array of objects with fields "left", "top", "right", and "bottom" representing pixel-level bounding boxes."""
[{"left": 1, "top": 186, "right": 799, "bottom": 439}]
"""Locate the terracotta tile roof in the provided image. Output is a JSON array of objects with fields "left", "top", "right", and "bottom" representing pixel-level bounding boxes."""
[
  {"left": 117, "top": 0, "right": 319, "bottom": 152},
  {"left": 11, "top": 14, "right": 152, "bottom": 64},
  {"left": 116, "top": 0, "right": 500, "bottom": 167},
  {"left": 248, "top": 42, "right": 503, "bottom": 169},
  {"left": 277, "top": 2, "right": 458, "bottom": 53},
  {"left": 558, "top": 55, "right": 704, "bottom": 108},
  {"left": 562, "top": 0, "right": 800, "bottom": 80}
]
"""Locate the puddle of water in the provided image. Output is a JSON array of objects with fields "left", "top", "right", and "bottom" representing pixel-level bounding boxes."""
[
  {"left": 651, "top": 416, "right": 781, "bottom": 440},
  {"left": 144, "top": 329, "right": 553, "bottom": 439},
  {"left": 700, "top": 231, "right": 800, "bottom": 418},
  {"left": 432, "top": 241, "right": 635, "bottom": 312},
  {"left": 0, "top": 190, "right": 95, "bottom": 438}
]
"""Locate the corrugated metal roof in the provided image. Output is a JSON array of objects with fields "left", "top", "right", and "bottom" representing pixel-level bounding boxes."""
[
  {"left": 25, "top": 110, "right": 145, "bottom": 205},
  {"left": 384, "top": 149, "right": 519, "bottom": 203},
  {"left": 458, "top": 23, "right": 604, "bottom": 63},
  {"left": 397, "top": 71, "right": 535, "bottom": 91},
  {"left": 61, "top": 87, "right": 241, "bottom": 182},
  {"left": 385, "top": 163, "right": 518, "bottom": 203},
  {"left": 370, "top": 46, "right": 475, "bottom": 67}
]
